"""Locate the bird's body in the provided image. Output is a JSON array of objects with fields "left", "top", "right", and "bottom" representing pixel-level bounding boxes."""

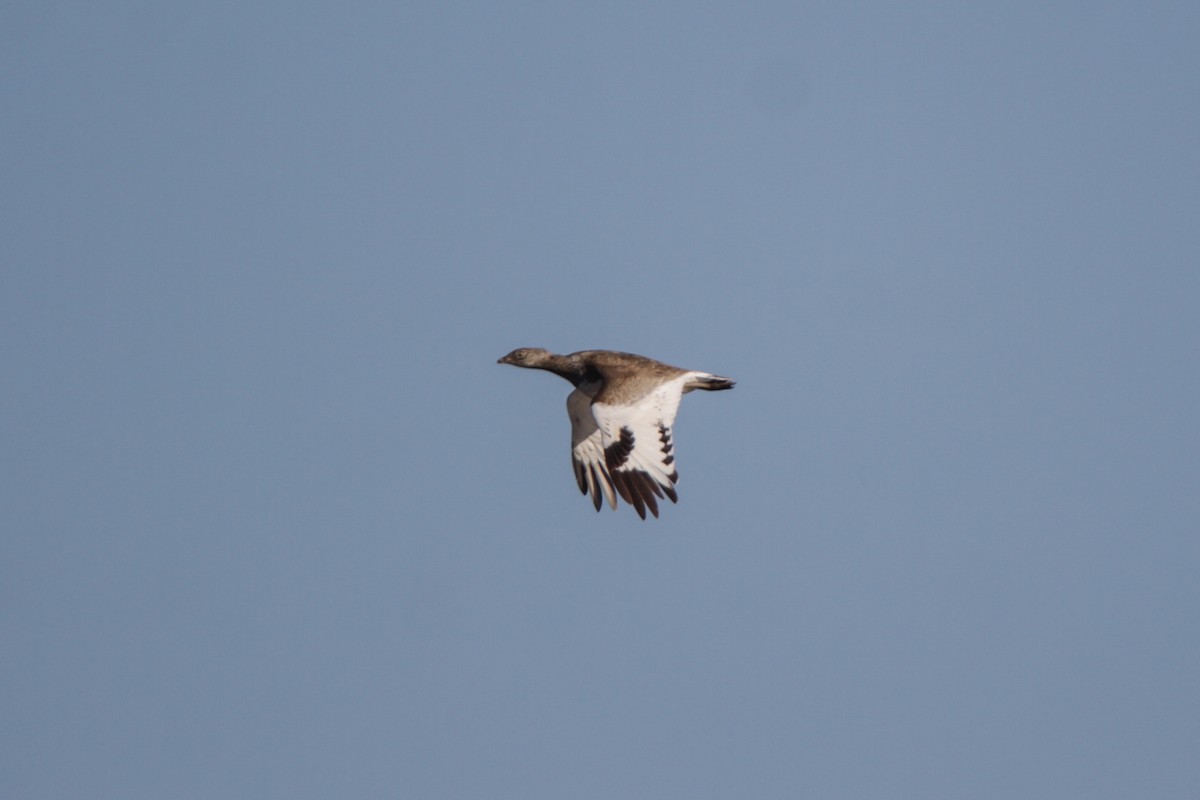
[{"left": 497, "top": 348, "right": 734, "bottom": 519}]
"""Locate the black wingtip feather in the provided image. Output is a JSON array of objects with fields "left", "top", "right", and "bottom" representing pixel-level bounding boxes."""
[
  {"left": 636, "top": 474, "right": 660, "bottom": 518},
  {"left": 614, "top": 472, "right": 648, "bottom": 519},
  {"left": 586, "top": 464, "right": 604, "bottom": 510}
]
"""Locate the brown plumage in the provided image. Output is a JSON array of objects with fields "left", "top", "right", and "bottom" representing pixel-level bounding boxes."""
[{"left": 497, "top": 348, "right": 734, "bottom": 518}]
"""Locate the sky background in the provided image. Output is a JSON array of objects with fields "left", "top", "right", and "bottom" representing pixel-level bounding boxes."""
[{"left": 3, "top": 2, "right": 1198, "bottom": 798}]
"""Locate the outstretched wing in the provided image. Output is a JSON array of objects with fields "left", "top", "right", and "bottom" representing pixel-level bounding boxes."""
[
  {"left": 589, "top": 376, "right": 688, "bottom": 519},
  {"left": 568, "top": 386, "right": 617, "bottom": 511}
]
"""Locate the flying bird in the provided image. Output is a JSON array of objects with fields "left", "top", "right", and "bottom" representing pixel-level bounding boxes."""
[{"left": 497, "top": 348, "right": 734, "bottom": 519}]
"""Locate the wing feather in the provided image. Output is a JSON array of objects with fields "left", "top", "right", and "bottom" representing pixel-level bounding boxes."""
[
  {"left": 589, "top": 376, "right": 688, "bottom": 518},
  {"left": 568, "top": 386, "right": 617, "bottom": 511}
]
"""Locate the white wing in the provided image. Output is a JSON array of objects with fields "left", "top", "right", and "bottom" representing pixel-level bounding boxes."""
[
  {"left": 568, "top": 386, "right": 617, "bottom": 511},
  {"left": 589, "top": 375, "right": 690, "bottom": 519}
]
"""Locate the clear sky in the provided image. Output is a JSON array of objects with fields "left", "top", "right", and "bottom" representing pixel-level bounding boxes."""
[{"left": 3, "top": 3, "right": 1198, "bottom": 798}]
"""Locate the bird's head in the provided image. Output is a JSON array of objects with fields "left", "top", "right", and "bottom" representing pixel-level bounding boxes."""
[{"left": 497, "top": 347, "right": 553, "bottom": 367}]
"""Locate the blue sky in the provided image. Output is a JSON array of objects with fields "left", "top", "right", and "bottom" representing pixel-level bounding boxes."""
[{"left": 3, "top": 3, "right": 1198, "bottom": 798}]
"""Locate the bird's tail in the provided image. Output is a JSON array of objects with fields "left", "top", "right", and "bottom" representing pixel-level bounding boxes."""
[{"left": 684, "top": 372, "right": 735, "bottom": 392}]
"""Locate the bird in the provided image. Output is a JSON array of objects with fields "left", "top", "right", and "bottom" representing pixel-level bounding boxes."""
[{"left": 497, "top": 348, "right": 734, "bottom": 519}]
